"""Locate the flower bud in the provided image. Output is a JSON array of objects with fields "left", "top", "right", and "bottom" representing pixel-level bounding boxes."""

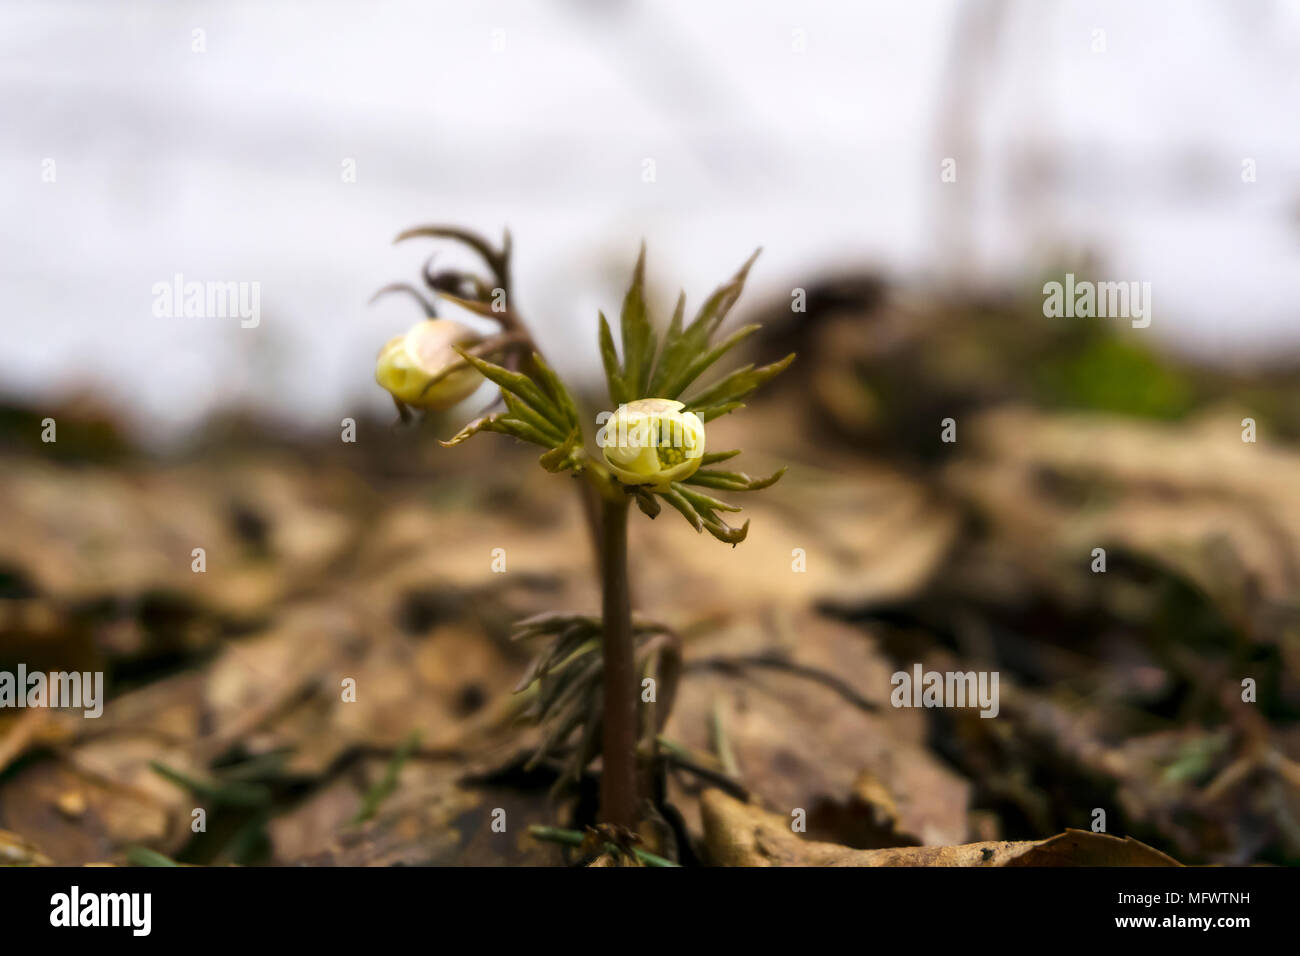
[
  {"left": 600, "top": 398, "right": 705, "bottom": 489},
  {"left": 375, "top": 319, "right": 484, "bottom": 409}
]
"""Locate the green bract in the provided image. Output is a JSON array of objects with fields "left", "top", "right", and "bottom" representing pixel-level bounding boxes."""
[{"left": 374, "top": 319, "right": 484, "bottom": 409}]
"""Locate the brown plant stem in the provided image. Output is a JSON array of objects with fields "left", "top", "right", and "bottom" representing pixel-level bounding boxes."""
[
  {"left": 598, "top": 495, "right": 638, "bottom": 828},
  {"left": 396, "top": 227, "right": 636, "bottom": 822}
]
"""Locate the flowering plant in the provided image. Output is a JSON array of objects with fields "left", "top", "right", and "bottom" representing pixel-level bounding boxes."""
[{"left": 373, "top": 227, "right": 792, "bottom": 855}]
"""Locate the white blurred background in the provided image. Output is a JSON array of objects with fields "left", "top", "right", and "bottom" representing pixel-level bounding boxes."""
[{"left": 2, "top": 0, "right": 1298, "bottom": 441}]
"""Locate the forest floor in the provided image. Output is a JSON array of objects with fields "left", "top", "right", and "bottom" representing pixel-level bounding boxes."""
[{"left": 3, "top": 280, "right": 1299, "bottom": 866}]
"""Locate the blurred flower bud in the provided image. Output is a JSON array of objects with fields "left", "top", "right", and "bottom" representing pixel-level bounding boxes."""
[
  {"left": 375, "top": 319, "right": 484, "bottom": 409},
  {"left": 600, "top": 398, "right": 705, "bottom": 489}
]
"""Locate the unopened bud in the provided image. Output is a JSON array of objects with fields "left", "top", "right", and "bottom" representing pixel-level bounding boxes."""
[
  {"left": 375, "top": 319, "right": 483, "bottom": 409},
  {"left": 600, "top": 398, "right": 705, "bottom": 489}
]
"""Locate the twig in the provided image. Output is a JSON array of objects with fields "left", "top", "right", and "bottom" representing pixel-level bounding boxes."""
[
  {"left": 658, "top": 744, "right": 750, "bottom": 801},
  {"left": 685, "top": 653, "right": 879, "bottom": 714}
]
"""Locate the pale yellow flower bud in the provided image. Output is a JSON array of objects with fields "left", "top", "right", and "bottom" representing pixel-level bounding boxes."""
[
  {"left": 600, "top": 398, "right": 705, "bottom": 489},
  {"left": 375, "top": 319, "right": 484, "bottom": 409}
]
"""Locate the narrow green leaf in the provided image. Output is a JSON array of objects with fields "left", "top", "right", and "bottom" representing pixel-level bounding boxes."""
[
  {"left": 490, "top": 417, "right": 561, "bottom": 448},
  {"left": 693, "top": 401, "right": 745, "bottom": 423},
  {"left": 598, "top": 311, "right": 629, "bottom": 405},
  {"left": 688, "top": 248, "right": 761, "bottom": 341},
  {"left": 699, "top": 449, "right": 741, "bottom": 465},
  {"left": 685, "top": 465, "right": 787, "bottom": 492},
  {"left": 619, "top": 243, "right": 656, "bottom": 397},
  {"left": 441, "top": 412, "right": 555, "bottom": 449},
  {"left": 503, "top": 391, "right": 567, "bottom": 445},
  {"left": 659, "top": 323, "right": 760, "bottom": 399},
  {"left": 676, "top": 485, "right": 742, "bottom": 514},
  {"left": 512, "top": 611, "right": 599, "bottom": 638},
  {"left": 665, "top": 290, "right": 686, "bottom": 343},
  {"left": 529, "top": 352, "right": 580, "bottom": 427},
  {"left": 649, "top": 251, "right": 759, "bottom": 396},
  {"left": 441, "top": 413, "right": 504, "bottom": 447},
  {"left": 658, "top": 486, "right": 703, "bottom": 532},
  {"left": 454, "top": 347, "right": 567, "bottom": 429},
  {"left": 684, "top": 352, "right": 795, "bottom": 410},
  {"left": 644, "top": 290, "right": 688, "bottom": 396}
]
